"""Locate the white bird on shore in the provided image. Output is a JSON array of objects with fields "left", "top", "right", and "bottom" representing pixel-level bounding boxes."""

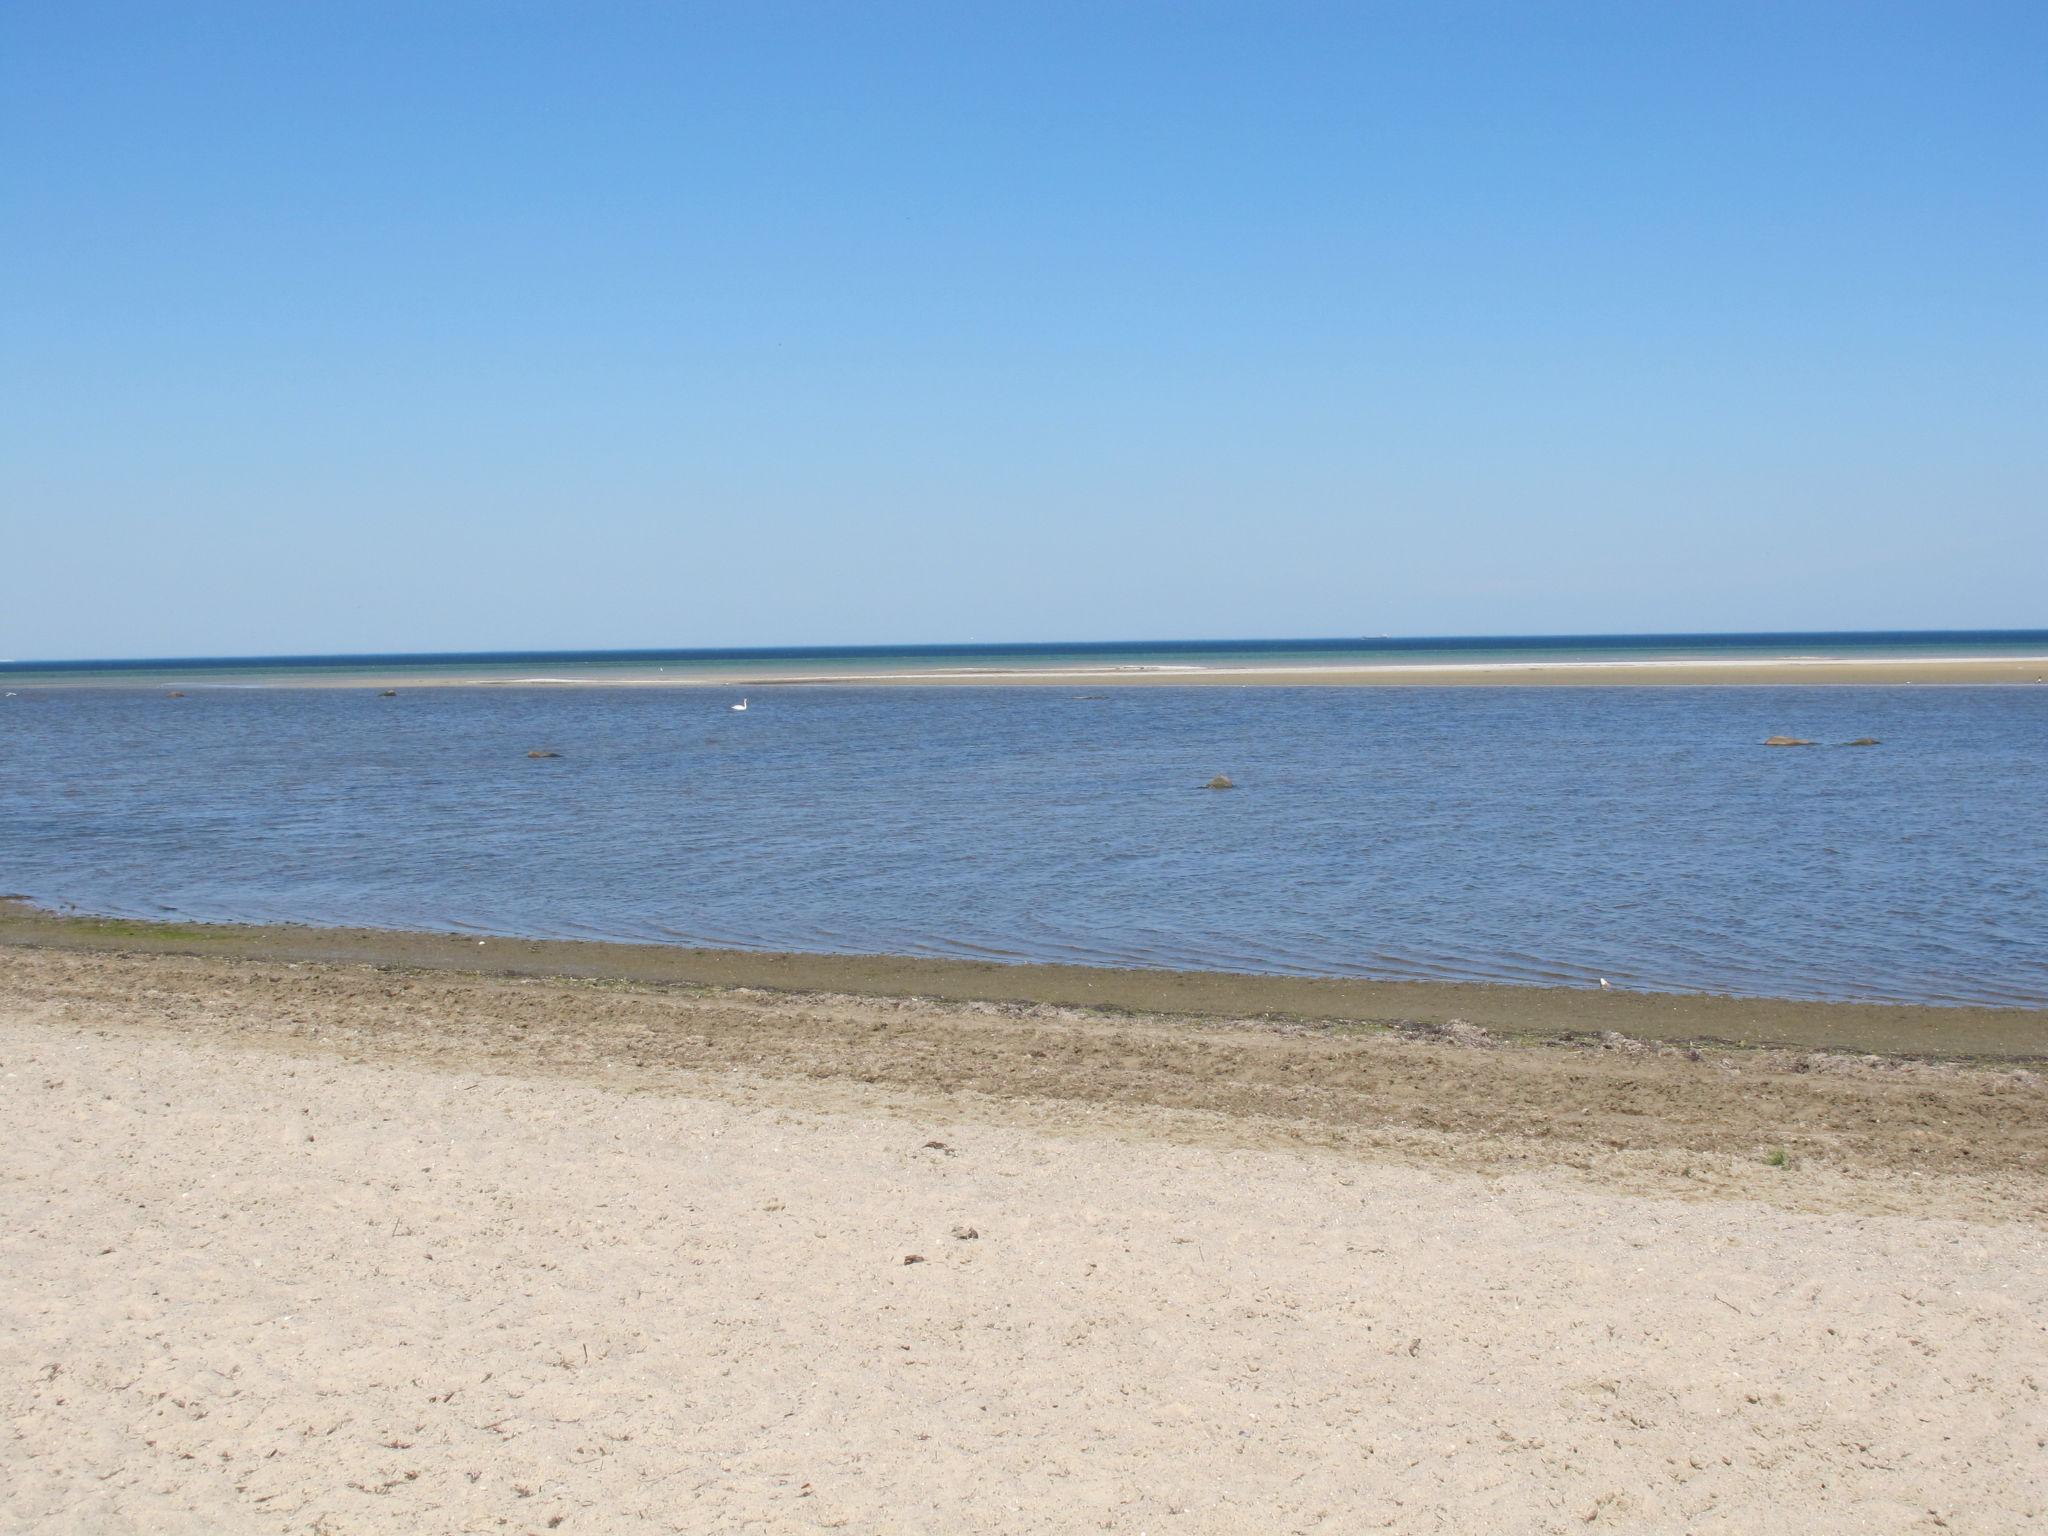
[
  {"left": 1599, "top": 977, "right": 1611, "bottom": 989},
  {"left": 730, "top": 698, "right": 748, "bottom": 712}
]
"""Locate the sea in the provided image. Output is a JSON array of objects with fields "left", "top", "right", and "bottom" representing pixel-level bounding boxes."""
[{"left": 3, "top": 632, "right": 2045, "bottom": 1008}]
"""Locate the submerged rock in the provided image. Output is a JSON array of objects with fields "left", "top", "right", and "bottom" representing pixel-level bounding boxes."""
[
  {"left": 1762, "top": 736, "right": 1815, "bottom": 747},
  {"left": 1205, "top": 775, "right": 1236, "bottom": 790},
  {"left": 526, "top": 749, "right": 561, "bottom": 759},
  {"left": 165, "top": 691, "right": 186, "bottom": 699},
  {"left": 380, "top": 689, "right": 397, "bottom": 698},
  {"left": 1842, "top": 737, "right": 1881, "bottom": 747}
]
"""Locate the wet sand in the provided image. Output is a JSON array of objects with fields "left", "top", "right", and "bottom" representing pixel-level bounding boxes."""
[
  {"left": 3, "top": 938, "right": 2046, "bottom": 1532},
  {"left": 5, "top": 902, "right": 2045, "bottom": 1059}
]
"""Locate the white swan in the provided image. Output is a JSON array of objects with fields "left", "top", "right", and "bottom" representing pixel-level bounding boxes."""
[{"left": 730, "top": 698, "right": 748, "bottom": 712}]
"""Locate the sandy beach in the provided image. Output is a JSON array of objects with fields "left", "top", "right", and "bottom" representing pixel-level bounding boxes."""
[
  {"left": 12, "top": 3, "right": 2045, "bottom": 1530},
  {"left": 3, "top": 930, "right": 2044, "bottom": 1534}
]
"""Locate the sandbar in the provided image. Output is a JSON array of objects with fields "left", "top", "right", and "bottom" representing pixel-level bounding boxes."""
[{"left": 9, "top": 654, "right": 2048, "bottom": 689}]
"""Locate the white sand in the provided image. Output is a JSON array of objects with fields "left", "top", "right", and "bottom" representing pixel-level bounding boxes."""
[{"left": 2, "top": 961, "right": 2044, "bottom": 1533}]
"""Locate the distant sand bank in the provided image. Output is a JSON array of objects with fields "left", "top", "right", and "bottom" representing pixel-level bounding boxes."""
[
  {"left": 10, "top": 654, "right": 2048, "bottom": 689},
  {"left": 2, "top": 943, "right": 2043, "bottom": 1533},
  {"left": 552, "top": 654, "right": 2048, "bottom": 688}
]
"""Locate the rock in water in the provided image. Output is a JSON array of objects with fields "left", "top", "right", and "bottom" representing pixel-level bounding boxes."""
[
  {"left": 526, "top": 749, "right": 561, "bottom": 759},
  {"left": 1205, "top": 775, "right": 1236, "bottom": 790},
  {"left": 380, "top": 689, "right": 397, "bottom": 698},
  {"left": 1843, "top": 737, "right": 1881, "bottom": 747},
  {"left": 1762, "top": 737, "right": 1815, "bottom": 747}
]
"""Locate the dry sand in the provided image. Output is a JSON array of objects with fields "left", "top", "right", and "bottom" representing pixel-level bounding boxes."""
[{"left": 3, "top": 944, "right": 2045, "bottom": 1534}]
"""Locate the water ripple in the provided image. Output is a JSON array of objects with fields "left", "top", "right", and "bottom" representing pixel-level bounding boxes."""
[{"left": 2, "top": 684, "right": 2044, "bottom": 1008}]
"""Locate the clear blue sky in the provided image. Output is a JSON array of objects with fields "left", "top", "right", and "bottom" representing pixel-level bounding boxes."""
[{"left": 3, "top": 2, "right": 2042, "bottom": 658}]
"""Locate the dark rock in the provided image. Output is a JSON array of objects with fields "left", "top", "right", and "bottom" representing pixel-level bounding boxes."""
[
  {"left": 1842, "top": 737, "right": 1880, "bottom": 747},
  {"left": 380, "top": 689, "right": 398, "bottom": 698},
  {"left": 166, "top": 691, "right": 186, "bottom": 699},
  {"left": 526, "top": 749, "right": 561, "bottom": 759}
]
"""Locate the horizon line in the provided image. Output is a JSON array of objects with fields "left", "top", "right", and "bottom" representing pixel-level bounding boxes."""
[{"left": 8, "top": 627, "right": 2048, "bottom": 671}]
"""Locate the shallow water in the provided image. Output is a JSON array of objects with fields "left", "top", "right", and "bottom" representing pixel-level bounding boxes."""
[{"left": 2, "top": 684, "right": 2044, "bottom": 1006}]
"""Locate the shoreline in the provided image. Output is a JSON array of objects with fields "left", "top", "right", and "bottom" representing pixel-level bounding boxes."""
[
  {"left": 7, "top": 653, "right": 2048, "bottom": 688},
  {"left": 6, "top": 900, "right": 2043, "bottom": 1059}
]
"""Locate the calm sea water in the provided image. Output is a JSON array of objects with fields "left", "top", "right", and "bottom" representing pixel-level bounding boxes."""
[{"left": 2, "top": 677, "right": 2044, "bottom": 1007}]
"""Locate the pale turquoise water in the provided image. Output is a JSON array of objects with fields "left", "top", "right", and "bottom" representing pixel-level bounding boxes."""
[{"left": 2, "top": 675, "right": 2044, "bottom": 1007}]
